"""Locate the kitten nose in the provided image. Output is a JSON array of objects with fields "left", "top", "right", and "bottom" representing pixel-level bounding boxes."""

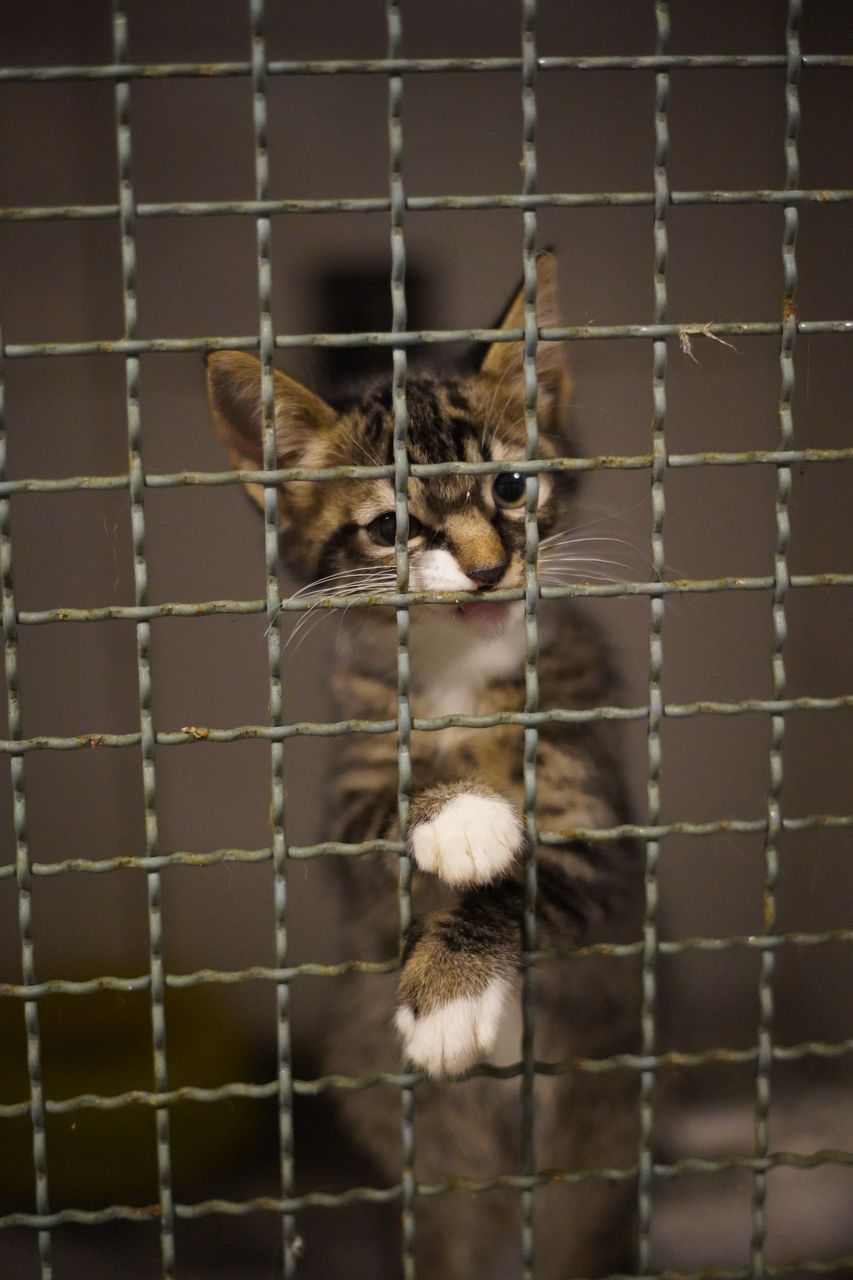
[{"left": 467, "top": 561, "right": 508, "bottom": 588}]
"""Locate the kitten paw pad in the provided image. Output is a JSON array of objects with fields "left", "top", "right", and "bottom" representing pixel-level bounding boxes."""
[
  {"left": 410, "top": 794, "right": 522, "bottom": 885},
  {"left": 395, "top": 978, "right": 509, "bottom": 1077}
]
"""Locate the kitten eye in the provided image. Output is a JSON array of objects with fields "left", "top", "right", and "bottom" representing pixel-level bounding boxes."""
[
  {"left": 493, "top": 471, "right": 526, "bottom": 508},
  {"left": 365, "top": 512, "right": 425, "bottom": 546}
]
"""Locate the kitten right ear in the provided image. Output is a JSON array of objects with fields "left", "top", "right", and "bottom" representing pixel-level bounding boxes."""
[
  {"left": 206, "top": 351, "right": 336, "bottom": 512},
  {"left": 478, "top": 253, "right": 570, "bottom": 432}
]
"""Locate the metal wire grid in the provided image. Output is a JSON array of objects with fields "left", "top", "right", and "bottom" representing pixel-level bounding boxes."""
[
  {"left": 386, "top": 2, "right": 417, "bottom": 1269},
  {"left": 0, "top": 1, "right": 852, "bottom": 1277},
  {"left": 750, "top": 6, "right": 801, "bottom": 1274},
  {"left": 519, "top": 4, "right": 542, "bottom": 1273},
  {"left": 113, "top": 5, "right": 176, "bottom": 1273},
  {"left": 248, "top": 1, "right": 297, "bottom": 1274},
  {"left": 636, "top": 3, "right": 670, "bottom": 1267}
]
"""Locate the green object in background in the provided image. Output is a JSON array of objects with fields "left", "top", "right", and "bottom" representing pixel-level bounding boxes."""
[{"left": 1, "top": 986, "right": 265, "bottom": 1210}]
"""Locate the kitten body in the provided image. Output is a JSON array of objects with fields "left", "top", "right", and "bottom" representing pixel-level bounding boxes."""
[{"left": 208, "top": 258, "right": 644, "bottom": 1277}]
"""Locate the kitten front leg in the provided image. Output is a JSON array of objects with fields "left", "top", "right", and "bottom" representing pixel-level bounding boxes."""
[
  {"left": 395, "top": 883, "right": 522, "bottom": 1076},
  {"left": 396, "top": 832, "right": 639, "bottom": 1076},
  {"left": 408, "top": 781, "right": 525, "bottom": 886}
]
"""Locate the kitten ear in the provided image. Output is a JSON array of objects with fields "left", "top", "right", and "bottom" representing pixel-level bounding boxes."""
[
  {"left": 479, "top": 252, "right": 570, "bottom": 428},
  {"left": 206, "top": 351, "right": 336, "bottom": 512}
]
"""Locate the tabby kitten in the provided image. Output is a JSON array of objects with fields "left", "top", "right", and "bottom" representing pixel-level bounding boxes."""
[{"left": 207, "top": 256, "right": 643, "bottom": 1278}]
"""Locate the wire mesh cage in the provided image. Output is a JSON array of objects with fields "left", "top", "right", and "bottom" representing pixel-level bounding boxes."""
[{"left": 0, "top": 1, "right": 851, "bottom": 1278}]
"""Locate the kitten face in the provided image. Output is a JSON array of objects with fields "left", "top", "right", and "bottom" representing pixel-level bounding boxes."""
[
  {"left": 207, "top": 255, "right": 574, "bottom": 604},
  {"left": 307, "top": 373, "right": 567, "bottom": 593}
]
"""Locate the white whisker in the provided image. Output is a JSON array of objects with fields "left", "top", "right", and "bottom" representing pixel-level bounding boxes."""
[
  {"left": 266, "top": 566, "right": 394, "bottom": 638},
  {"left": 539, "top": 554, "right": 638, "bottom": 571},
  {"left": 538, "top": 568, "right": 633, "bottom": 586},
  {"left": 539, "top": 560, "right": 635, "bottom": 577},
  {"left": 281, "top": 573, "right": 396, "bottom": 654},
  {"left": 540, "top": 535, "right": 643, "bottom": 557}
]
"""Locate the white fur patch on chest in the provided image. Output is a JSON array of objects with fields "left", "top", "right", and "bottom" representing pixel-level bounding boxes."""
[{"left": 410, "top": 603, "right": 525, "bottom": 720}]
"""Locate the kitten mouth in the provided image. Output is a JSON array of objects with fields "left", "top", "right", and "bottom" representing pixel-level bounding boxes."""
[{"left": 455, "top": 600, "right": 510, "bottom": 624}]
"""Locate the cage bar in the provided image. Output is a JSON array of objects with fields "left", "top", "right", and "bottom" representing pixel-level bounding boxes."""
[
  {"left": 111, "top": 2, "right": 178, "bottom": 1275},
  {"left": 2, "top": 51, "right": 853, "bottom": 86},
  {"left": 245, "top": 0, "right": 299, "bottom": 1272},
  {"left": 385, "top": 2, "right": 418, "bottom": 1274},
  {"left": 6, "top": 185, "right": 853, "bottom": 228},
  {"left": 0, "top": 346, "right": 54, "bottom": 1280},
  {"left": 519, "top": 0, "right": 543, "bottom": 1273},
  {"left": 637, "top": 1, "right": 669, "bottom": 1265},
  {"left": 750, "top": 2, "right": 802, "bottom": 1272},
  {"left": 4, "top": 316, "right": 853, "bottom": 362}
]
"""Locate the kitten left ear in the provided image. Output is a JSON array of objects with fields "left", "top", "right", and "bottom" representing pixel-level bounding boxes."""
[
  {"left": 206, "top": 351, "right": 336, "bottom": 514},
  {"left": 479, "top": 252, "right": 570, "bottom": 428}
]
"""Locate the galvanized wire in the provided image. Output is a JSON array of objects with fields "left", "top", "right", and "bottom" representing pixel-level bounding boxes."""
[
  {"left": 0, "top": 338, "right": 54, "bottom": 1280},
  {"left": 3, "top": 185, "right": 853, "bottom": 224},
  {"left": 1, "top": 958, "right": 852, "bottom": 1010},
  {"left": 3, "top": 818, "right": 853, "bottom": 885},
  {"left": 638, "top": 2, "right": 669, "bottom": 1265},
  {"left": 0, "top": 444, "right": 853, "bottom": 499},
  {"left": 3, "top": 1166, "right": 853, "bottom": 1234},
  {"left": 1, "top": 53, "right": 852, "bottom": 84},
  {"left": 519, "top": 3, "right": 541, "bottom": 1272},
  {"left": 5, "top": 838, "right": 853, "bottom": 898},
  {"left": 386, "top": 2, "right": 417, "bottom": 1273},
  {"left": 112, "top": 3, "right": 177, "bottom": 1275},
  {"left": 3, "top": 957, "right": 852, "bottom": 1009},
  {"left": 6, "top": 570, "right": 853, "bottom": 634},
  {"left": 247, "top": 1, "right": 298, "bottom": 1272},
  {"left": 0, "top": 696, "right": 851, "bottom": 761},
  {"left": 751, "top": 5, "right": 802, "bottom": 1272},
  {"left": 3, "top": 1027, "right": 853, "bottom": 1123},
  {"left": 4, "top": 317, "right": 853, "bottom": 361}
]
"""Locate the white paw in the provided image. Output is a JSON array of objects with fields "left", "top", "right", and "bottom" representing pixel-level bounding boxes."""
[
  {"left": 395, "top": 978, "right": 510, "bottom": 1077},
  {"left": 410, "top": 793, "right": 523, "bottom": 885}
]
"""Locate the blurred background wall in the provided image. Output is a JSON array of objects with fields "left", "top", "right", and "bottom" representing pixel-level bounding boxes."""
[{"left": 0, "top": 2, "right": 851, "bottom": 1277}]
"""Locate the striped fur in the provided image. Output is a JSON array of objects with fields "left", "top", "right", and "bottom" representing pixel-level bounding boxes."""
[{"left": 207, "top": 257, "right": 644, "bottom": 1277}]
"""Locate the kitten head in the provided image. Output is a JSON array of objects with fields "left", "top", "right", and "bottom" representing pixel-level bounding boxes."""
[{"left": 207, "top": 255, "right": 573, "bottom": 603}]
